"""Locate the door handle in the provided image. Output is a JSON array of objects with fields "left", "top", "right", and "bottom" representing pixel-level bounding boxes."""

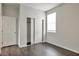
[{"left": 14, "top": 32, "right": 16, "bottom": 33}]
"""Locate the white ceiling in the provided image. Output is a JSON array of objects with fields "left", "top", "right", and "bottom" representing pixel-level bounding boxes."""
[{"left": 22, "top": 3, "right": 61, "bottom": 11}]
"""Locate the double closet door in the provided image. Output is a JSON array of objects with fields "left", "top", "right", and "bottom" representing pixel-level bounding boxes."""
[{"left": 2, "top": 16, "right": 16, "bottom": 47}]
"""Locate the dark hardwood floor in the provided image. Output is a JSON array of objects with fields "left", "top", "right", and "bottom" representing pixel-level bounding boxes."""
[{"left": 1, "top": 42, "right": 79, "bottom": 56}]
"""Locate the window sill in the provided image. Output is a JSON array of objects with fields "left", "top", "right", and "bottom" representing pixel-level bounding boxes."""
[{"left": 47, "top": 30, "right": 56, "bottom": 33}]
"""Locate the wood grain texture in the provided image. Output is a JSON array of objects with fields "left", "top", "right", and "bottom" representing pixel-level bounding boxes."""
[{"left": 1, "top": 42, "right": 79, "bottom": 56}]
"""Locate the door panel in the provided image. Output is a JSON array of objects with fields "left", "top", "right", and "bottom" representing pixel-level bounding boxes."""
[
  {"left": 3, "top": 16, "right": 16, "bottom": 47},
  {"left": 31, "top": 18, "right": 35, "bottom": 45},
  {"left": 35, "top": 19, "right": 42, "bottom": 43}
]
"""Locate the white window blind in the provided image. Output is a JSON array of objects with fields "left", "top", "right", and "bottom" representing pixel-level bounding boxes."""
[{"left": 47, "top": 12, "right": 56, "bottom": 32}]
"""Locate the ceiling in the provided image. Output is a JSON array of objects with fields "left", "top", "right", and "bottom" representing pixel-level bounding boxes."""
[{"left": 22, "top": 3, "right": 61, "bottom": 11}]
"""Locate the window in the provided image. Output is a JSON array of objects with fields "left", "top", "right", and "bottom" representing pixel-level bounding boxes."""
[{"left": 47, "top": 12, "right": 56, "bottom": 32}]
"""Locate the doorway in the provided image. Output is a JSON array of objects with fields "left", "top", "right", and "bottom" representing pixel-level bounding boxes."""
[
  {"left": 26, "top": 17, "right": 35, "bottom": 46},
  {"left": 27, "top": 17, "right": 31, "bottom": 45}
]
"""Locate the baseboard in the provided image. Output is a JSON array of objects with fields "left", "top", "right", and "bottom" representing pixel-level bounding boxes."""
[
  {"left": 18, "top": 44, "right": 27, "bottom": 48},
  {"left": 18, "top": 42, "right": 42, "bottom": 48},
  {"left": 0, "top": 48, "right": 1, "bottom": 54},
  {"left": 2, "top": 44, "right": 18, "bottom": 48},
  {"left": 46, "top": 41, "right": 79, "bottom": 54}
]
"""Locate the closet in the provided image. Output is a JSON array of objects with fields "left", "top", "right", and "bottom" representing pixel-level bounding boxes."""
[
  {"left": 26, "top": 17, "right": 45, "bottom": 46},
  {"left": 2, "top": 4, "right": 19, "bottom": 47},
  {"left": 26, "top": 17, "right": 35, "bottom": 46}
]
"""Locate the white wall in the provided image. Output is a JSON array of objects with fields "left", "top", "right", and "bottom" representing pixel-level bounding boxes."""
[
  {"left": 46, "top": 3, "right": 79, "bottom": 53},
  {"left": 19, "top": 4, "right": 45, "bottom": 47},
  {"left": 0, "top": 3, "right": 2, "bottom": 54}
]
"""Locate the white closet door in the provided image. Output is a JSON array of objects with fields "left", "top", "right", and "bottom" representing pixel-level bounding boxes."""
[
  {"left": 31, "top": 19, "right": 33, "bottom": 45},
  {"left": 3, "top": 16, "right": 16, "bottom": 47},
  {"left": 31, "top": 19, "right": 35, "bottom": 45},
  {"left": 35, "top": 19, "right": 42, "bottom": 43}
]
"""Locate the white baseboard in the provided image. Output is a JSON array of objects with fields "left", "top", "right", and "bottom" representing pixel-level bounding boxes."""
[
  {"left": 18, "top": 44, "right": 27, "bottom": 48},
  {"left": 0, "top": 48, "right": 1, "bottom": 54},
  {"left": 46, "top": 41, "right": 79, "bottom": 54}
]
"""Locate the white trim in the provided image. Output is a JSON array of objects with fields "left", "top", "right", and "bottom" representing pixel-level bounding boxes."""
[
  {"left": 18, "top": 44, "right": 27, "bottom": 48},
  {"left": 47, "top": 41, "right": 79, "bottom": 54}
]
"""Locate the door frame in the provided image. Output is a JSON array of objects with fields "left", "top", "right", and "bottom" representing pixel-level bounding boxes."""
[{"left": 42, "top": 19, "right": 44, "bottom": 42}]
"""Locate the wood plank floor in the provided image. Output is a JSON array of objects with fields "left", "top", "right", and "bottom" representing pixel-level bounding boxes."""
[{"left": 1, "top": 42, "right": 79, "bottom": 56}]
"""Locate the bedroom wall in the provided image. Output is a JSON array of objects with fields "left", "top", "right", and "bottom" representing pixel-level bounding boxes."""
[{"left": 46, "top": 3, "right": 79, "bottom": 53}]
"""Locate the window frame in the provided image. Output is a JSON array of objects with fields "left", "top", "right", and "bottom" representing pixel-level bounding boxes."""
[{"left": 47, "top": 12, "right": 56, "bottom": 33}]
